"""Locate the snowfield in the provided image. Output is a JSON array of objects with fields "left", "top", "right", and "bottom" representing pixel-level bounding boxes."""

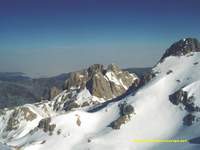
[{"left": 1, "top": 51, "right": 200, "bottom": 150}]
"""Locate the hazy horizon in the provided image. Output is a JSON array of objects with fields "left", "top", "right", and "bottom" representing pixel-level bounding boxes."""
[{"left": 1, "top": 0, "right": 200, "bottom": 77}]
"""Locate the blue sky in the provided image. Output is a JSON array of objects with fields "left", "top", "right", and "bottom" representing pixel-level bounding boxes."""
[{"left": 0, "top": 0, "right": 200, "bottom": 77}]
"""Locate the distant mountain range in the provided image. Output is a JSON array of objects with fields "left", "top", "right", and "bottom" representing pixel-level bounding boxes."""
[
  {"left": 0, "top": 68, "right": 150, "bottom": 108},
  {"left": 0, "top": 72, "right": 70, "bottom": 108},
  {"left": 1, "top": 38, "right": 200, "bottom": 150}
]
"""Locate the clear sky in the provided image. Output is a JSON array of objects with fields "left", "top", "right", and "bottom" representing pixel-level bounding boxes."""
[{"left": 0, "top": 0, "right": 200, "bottom": 77}]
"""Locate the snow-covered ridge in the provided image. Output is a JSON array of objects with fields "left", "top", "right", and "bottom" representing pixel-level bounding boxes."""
[
  {"left": 1, "top": 38, "right": 200, "bottom": 150},
  {"left": 160, "top": 37, "right": 200, "bottom": 61},
  {"left": 0, "top": 63, "right": 139, "bottom": 149}
]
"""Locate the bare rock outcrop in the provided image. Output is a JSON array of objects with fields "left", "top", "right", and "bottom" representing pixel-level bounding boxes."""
[
  {"left": 64, "top": 64, "right": 139, "bottom": 100},
  {"left": 161, "top": 38, "right": 200, "bottom": 61}
]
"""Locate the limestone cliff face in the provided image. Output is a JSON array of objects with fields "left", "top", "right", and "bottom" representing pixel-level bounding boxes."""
[
  {"left": 49, "top": 87, "right": 62, "bottom": 100},
  {"left": 64, "top": 70, "right": 87, "bottom": 90},
  {"left": 86, "top": 72, "right": 113, "bottom": 99},
  {"left": 64, "top": 64, "right": 139, "bottom": 100}
]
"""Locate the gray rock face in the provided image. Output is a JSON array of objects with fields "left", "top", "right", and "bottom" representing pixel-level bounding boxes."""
[
  {"left": 161, "top": 38, "right": 200, "bottom": 61},
  {"left": 86, "top": 72, "right": 113, "bottom": 99},
  {"left": 5, "top": 107, "right": 37, "bottom": 132},
  {"left": 64, "top": 64, "right": 139, "bottom": 100},
  {"left": 169, "top": 88, "right": 200, "bottom": 126},
  {"left": 38, "top": 117, "right": 56, "bottom": 135},
  {"left": 109, "top": 102, "right": 135, "bottom": 129},
  {"left": 183, "top": 114, "right": 195, "bottom": 126},
  {"left": 64, "top": 71, "right": 87, "bottom": 90},
  {"left": 139, "top": 71, "right": 156, "bottom": 86},
  {"left": 49, "top": 87, "right": 62, "bottom": 100},
  {"left": 87, "top": 64, "right": 105, "bottom": 76},
  {"left": 169, "top": 89, "right": 200, "bottom": 112},
  {"left": 119, "top": 102, "right": 134, "bottom": 116}
]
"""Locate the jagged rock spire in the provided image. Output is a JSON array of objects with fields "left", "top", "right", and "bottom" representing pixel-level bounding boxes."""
[{"left": 64, "top": 64, "right": 139, "bottom": 99}]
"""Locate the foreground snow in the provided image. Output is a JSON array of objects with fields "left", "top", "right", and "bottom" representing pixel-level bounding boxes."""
[{"left": 1, "top": 52, "right": 200, "bottom": 150}]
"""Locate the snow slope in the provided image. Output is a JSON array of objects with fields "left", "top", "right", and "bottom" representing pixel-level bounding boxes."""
[
  {"left": 1, "top": 51, "right": 199, "bottom": 150},
  {"left": 1, "top": 46, "right": 200, "bottom": 150}
]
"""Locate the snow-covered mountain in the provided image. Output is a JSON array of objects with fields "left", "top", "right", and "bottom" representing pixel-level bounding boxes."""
[{"left": 1, "top": 38, "right": 200, "bottom": 150}]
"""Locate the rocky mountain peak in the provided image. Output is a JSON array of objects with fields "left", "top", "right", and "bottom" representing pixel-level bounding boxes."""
[
  {"left": 160, "top": 37, "right": 200, "bottom": 61},
  {"left": 87, "top": 64, "right": 105, "bottom": 76},
  {"left": 107, "top": 63, "right": 121, "bottom": 74},
  {"left": 64, "top": 64, "right": 139, "bottom": 100},
  {"left": 64, "top": 71, "right": 87, "bottom": 90}
]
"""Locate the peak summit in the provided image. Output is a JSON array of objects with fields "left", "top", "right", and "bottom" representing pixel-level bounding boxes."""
[
  {"left": 161, "top": 37, "right": 200, "bottom": 61},
  {"left": 107, "top": 63, "right": 121, "bottom": 73},
  {"left": 64, "top": 64, "right": 139, "bottom": 99},
  {"left": 87, "top": 64, "right": 104, "bottom": 76}
]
